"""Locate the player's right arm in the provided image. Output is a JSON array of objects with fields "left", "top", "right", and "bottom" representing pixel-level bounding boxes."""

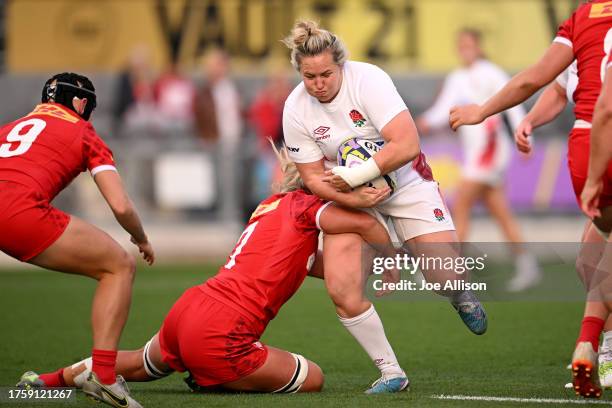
[
  {"left": 318, "top": 204, "right": 391, "bottom": 247},
  {"left": 94, "top": 171, "right": 155, "bottom": 265},
  {"left": 450, "top": 42, "right": 574, "bottom": 130},
  {"left": 417, "top": 74, "right": 459, "bottom": 133},
  {"left": 514, "top": 80, "right": 568, "bottom": 154}
]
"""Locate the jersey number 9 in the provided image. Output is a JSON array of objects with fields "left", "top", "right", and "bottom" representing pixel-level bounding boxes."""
[{"left": 0, "top": 118, "right": 47, "bottom": 158}]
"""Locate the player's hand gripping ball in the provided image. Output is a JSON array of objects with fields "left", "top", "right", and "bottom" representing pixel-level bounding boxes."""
[{"left": 336, "top": 138, "right": 397, "bottom": 194}]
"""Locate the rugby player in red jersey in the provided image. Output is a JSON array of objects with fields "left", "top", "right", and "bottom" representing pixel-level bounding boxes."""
[
  {"left": 17, "top": 145, "right": 401, "bottom": 395},
  {"left": 1, "top": 73, "right": 154, "bottom": 407},
  {"left": 582, "top": 57, "right": 612, "bottom": 222},
  {"left": 449, "top": 0, "right": 612, "bottom": 398}
]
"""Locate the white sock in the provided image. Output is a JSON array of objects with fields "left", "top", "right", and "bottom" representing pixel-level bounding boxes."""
[
  {"left": 338, "top": 304, "right": 404, "bottom": 378},
  {"left": 603, "top": 331, "right": 612, "bottom": 349},
  {"left": 71, "top": 357, "right": 92, "bottom": 388}
]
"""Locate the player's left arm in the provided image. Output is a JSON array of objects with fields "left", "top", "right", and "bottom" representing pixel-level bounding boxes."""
[
  {"left": 515, "top": 81, "right": 568, "bottom": 154},
  {"left": 83, "top": 125, "right": 155, "bottom": 264},
  {"left": 327, "top": 66, "right": 420, "bottom": 190},
  {"left": 94, "top": 171, "right": 155, "bottom": 265},
  {"left": 581, "top": 64, "right": 612, "bottom": 217},
  {"left": 358, "top": 67, "right": 421, "bottom": 174},
  {"left": 450, "top": 43, "right": 574, "bottom": 130},
  {"left": 374, "top": 110, "right": 421, "bottom": 174}
]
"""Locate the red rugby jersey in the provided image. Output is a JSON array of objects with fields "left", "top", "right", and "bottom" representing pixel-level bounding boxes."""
[
  {"left": 0, "top": 103, "right": 116, "bottom": 201},
  {"left": 201, "top": 190, "right": 329, "bottom": 326},
  {"left": 555, "top": 0, "right": 612, "bottom": 122}
]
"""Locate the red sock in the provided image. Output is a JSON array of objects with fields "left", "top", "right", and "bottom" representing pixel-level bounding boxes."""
[
  {"left": 92, "top": 349, "right": 117, "bottom": 385},
  {"left": 577, "top": 316, "right": 605, "bottom": 351},
  {"left": 39, "top": 368, "right": 66, "bottom": 388}
]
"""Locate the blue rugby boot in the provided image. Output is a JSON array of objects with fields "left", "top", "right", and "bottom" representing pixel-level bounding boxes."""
[
  {"left": 365, "top": 374, "right": 409, "bottom": 394},
  {"left": 451, "top": 290, "right": 488, "bottom": 335}
]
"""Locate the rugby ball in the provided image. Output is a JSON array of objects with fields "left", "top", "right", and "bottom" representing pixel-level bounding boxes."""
[{"left": 337, "top": 138, "right": 397, "bottom": 193}]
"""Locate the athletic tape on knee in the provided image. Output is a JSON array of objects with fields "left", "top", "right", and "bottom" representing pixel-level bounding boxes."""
[
  {"left": 272, "top": 353, "right": 309, "bottom": 394},
  {"left": 143, "top": 339, "right": 172, "bottom": 379},
  {"left": 71, "top": 357, "right": 92, "bottom": 388}
]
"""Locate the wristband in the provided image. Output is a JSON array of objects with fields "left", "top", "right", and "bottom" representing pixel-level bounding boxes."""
[{"left": 332, "top": 158, "right": 382, "bottom": 188}]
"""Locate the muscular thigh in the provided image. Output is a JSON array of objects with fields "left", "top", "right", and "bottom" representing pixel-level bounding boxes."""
[
  {"left": 29, "top": 215, "right": 129, "bottom": 279},
  {"left": 323, "top": 233, "right": 369, "bottom": 297}
]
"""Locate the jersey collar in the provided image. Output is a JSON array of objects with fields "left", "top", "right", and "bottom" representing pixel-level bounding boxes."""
[{"left": 35, "top": 103, "right": 82, "bottom": 120}]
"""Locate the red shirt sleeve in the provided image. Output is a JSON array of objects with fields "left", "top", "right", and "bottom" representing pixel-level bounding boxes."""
[
  {"left": 554, "top": 11, "right": 575, "bottom": 50},
  {"left": 82, "top": 123, "right": 116, "bottom": 175},
  {"left": 291, "top": 190, "right": 328, "bottom": 231}
]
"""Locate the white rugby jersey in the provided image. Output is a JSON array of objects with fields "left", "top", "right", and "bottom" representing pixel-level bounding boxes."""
[
  {"left": 283, "top": 61, "right": 429, "bottom": 188},
  {"left": 556, "top": 60, "right": 578, "bottom": 104},
  {"left": 422, "top": 59, "right": 525, "bottom": 131}
]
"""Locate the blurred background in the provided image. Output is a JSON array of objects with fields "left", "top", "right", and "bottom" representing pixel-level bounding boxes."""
[{"left": 0, "top": 0, "right": 586, "bottom": 263}]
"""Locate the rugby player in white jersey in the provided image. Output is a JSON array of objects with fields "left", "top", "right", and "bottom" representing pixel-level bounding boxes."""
[
  {"left": 416, "top": 28, "right": 540, "bottom": 292},
  {"left": 281, "top": 20, "right": 488, "bottom": 394}
]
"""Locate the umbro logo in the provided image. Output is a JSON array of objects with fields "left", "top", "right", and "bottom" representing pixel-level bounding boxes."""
[
  {"left": 287, "top": 146, "right": 300, "bottom": 153},
  {"left": 314, "top": 126, "right": 330, "bottom": 135},
  {"left": 314, "top": 126, "right": 331, "bottom": 141}
]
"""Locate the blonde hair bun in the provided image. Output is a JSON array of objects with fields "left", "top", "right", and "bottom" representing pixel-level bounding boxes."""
[{"left": 283, "top": 20, "right": 347, "bottom": 71}]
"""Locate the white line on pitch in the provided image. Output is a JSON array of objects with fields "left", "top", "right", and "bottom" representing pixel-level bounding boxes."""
[{"left": 431, "top": 394, "right": 612, "bottom": 405}]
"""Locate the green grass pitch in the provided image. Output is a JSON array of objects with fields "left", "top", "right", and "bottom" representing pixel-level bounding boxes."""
[{"left": 0, "top": 263, "right": 610, "bottom": 407}]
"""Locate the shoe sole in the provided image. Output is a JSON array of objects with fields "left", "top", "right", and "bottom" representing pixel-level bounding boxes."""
[
  {"left": 84, "top": 391, "right": 103, "bottom": 404},
  {"left": 572, "top": 359, "right": 602, "bottom": 398}
]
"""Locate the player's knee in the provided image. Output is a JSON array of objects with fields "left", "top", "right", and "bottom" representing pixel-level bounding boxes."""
[
  {"left": 299, "top": 360, "right": 324, "bottom": 392},
  {"left": 576, "top": 248, "right": 602, "bottom": 289},
  {"left": 576, "top": 255, "right": 589, "bottom": 287},
  {"left": 118, "top": 250, "right": 136, "bottom": 278},
  {"left": 105, "top": 249, "right": 136, "bottom": 282},
  {"left": 326, "top": 281, "right": 356, "bottom": 306},
  {"left": 333, "top": 296, "right": 370, "bottom": 318},
  {"left": 273, "top": 354, "right": 323, "bottom": 394}
]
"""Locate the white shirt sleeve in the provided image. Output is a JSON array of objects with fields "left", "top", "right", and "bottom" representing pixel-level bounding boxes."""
[
  {"left": 556, "top": 68, "right": 569, "bottom": 90},
  {"left": 282, "top": 106, "right": 324, "bottom": 164},
  {"left": 505, "top": 100, "right": 527, "bottom": 131},
  {"left": 358, "top": 65, "right": 408, "bottom": 132},
  {"left": 422, "top": 74, "right": 459, "bottom": 129}
]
